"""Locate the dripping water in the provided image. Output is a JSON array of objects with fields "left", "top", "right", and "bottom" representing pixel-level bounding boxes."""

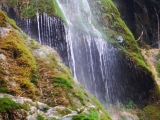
[
  {"left": 57, "top": 0, "right": 120, "bottom": 103},
  {"left": 2, "top": 0, "right": 155, "bottom": 106}
]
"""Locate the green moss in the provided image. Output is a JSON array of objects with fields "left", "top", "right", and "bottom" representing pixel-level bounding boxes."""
[
  {"left": 0, "top": 11, "right": 7, "bottom": 27},
  {"left": 71, "top": 90, "right": 86, "bottom": 106},
  {"left": 4, "top": 0, "right": 66, "bottom": 22},
  {"left": 37, "top": 114, "right": 45, "bottom": 120},
  {"left": 28, "top": 40, "right": 41, "bottom": 50},
  {"left": 0, "top": 78, "right": 4, "bottom": 83},
  {"left": 137, "top": 105, "right": 160, "bottom": 120},
  {"left": 31, "top": 73, "right": 39, "bottom": 84},
  {"left": 0, "top": 87, "right": 8, "bottom": 93},
  {"left": 0, "top": 10, "right": 20, "bottom": 30},
  {"left": 0, "top": 27, "right": 38, "bottom": 97},
  {"left": 0, "top": 69, "right": 3, "bottom": 73},
  {"left": 92, "top": 0, "right": 156, "bottom": 84},
  {"left": 91, "top": 95, "right": 111, "bottom": 120},
  {"left": 154, "top": 62, "right": 160, "bottom": 78},
  {"left": 0, "top": 98, "right": 22, "bottom": 113},
  {"left": 53, "top": 76, "right": 72, "bottom": 88},
  {"left": 72, "top": 108, "right": 109, "bottom": 120},
  {"left": 56, "top": 108, "right": 71, "bottom": 116},
  {"left": 7, "top": 0, "right": 17, "bottom": 7}
]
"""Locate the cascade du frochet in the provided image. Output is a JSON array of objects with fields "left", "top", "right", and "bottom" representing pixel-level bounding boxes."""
[{"left": 0, "top": 0, "right": 160, "bottom": 119}]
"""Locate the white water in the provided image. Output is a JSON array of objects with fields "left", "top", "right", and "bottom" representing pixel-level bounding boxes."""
[
  {"left": 56, "top": 0, "right": 119, "bottom": 102},
  {"left": 2, "top": 0, "right": 152, "bottom": 107}
]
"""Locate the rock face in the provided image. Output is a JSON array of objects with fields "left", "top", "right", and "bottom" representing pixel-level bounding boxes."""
[
  {"left": 1, "top": 0, "right": 159, "bottom": 107},
  {"left": 113, "top": 0, "right": 160, "bottom": 48},
  {"left": 0, "top": 10, "right": 111, "bottom": 120}
]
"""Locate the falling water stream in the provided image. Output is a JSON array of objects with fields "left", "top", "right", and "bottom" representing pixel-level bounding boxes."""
[
  {"left": 2, "top": 0, "right": 155, "bottom": 108},
  {"left": 56, "top": 0, "right": 120, "bottom": 103}
]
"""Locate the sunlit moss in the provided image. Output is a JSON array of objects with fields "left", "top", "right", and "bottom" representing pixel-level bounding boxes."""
[
  {"left": 0, "top": 21, "right": 38, "bottom": 98},
  {"left": 2, "top": 0, "right": 66, "bottom": 22},
  {"left": 0, "top": 10, "right": 20, "bottom": 30},
  {"left": 92, "top": 0, "right": 155, "bottom": 77}
]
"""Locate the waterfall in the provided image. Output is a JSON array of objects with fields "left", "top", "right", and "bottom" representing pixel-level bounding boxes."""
[
  {"left": 56, "top": 0, "right": 120, "bottom": 103},
  {"left": 2, "top": 0, "right": 155, "bottom": 106}
]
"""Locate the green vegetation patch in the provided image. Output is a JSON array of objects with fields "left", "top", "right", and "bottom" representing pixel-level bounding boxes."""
[
  {"left": 0, "top": 11, "right": 7, "bottom": 27},
  {"left": 0, "top": 69, "right": 3, "bottom": 73},
  {"left": 91, "top": 0, "right": 155, "bottom": 80},
  {"left": 72, "top": 108, "right": 109, "bottom": 120},
  {"left": 3, "top": 0, "right": 66, "bottom": 22},
  {"left": 154, "top": 62, "right": 160, "bottom": 78},
  {"left": 0, "top": 17, "right": 38, "bottom": 97},
  {"left": 53, "top": 75, "right": 72, "bottom": 88},
  {"left": 56, "top": 108, "right": 71, "bottom": 116},
  {"left": 137, "top": 105, "right": 160, "bottom": 120},
  {"left": 0, "top": 10, "right": 20, "bottom": 30},
  {"left": 0, "top": 87, "right": 8, "bottom": 93},
  {"left": 37, "top": 114, "right": 45, "bottom": 120},
  {"left": 0, "top": 98, "right": 22, "bottom": 113}
]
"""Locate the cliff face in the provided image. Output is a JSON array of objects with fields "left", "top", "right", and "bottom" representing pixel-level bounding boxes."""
[
  {"left": 0, "top": 0, "right": 159, "bottom": 107},
  {"left": 1, "top": 0, "right": 160, "bottom": 119},
  {"left": 0, "top": 10, "right": 111, "bottom": 120},
  {"left": 113, "top": 0, "right": 160, "bottom": 48}
]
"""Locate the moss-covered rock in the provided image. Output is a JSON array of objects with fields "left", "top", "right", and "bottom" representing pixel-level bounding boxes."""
[
  {"left": 90, "top": 0, "right": 159, "bottom": 98},
  {"left": 1, "top": 0, "right": 65, "bottom": 22},
  {"left": 0, "top": 98, "right": 22, "bottom": 113},
  {"left": 0, "top": 10, "right": 39, "bottom": 98},
  {"left": 137, "top": 105, "right": 160, "bottom": 120},
  {"left": 0, "top": 9, "right": 111, "bottom": 120}
]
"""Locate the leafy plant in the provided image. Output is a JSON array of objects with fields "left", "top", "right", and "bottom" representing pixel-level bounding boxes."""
[{"left": 120, "top": 100, "right": 136, "bottom": 109}]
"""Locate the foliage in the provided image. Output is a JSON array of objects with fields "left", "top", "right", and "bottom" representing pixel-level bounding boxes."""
[
  {"left": 0, "top": 69, "right": 3, "bottom": 73},
  {"left": 137, "top": 105, "right": 160, "bottom": 120},
  {"left": 37, "top": 114, "right": 45, "bottom": 120},
  {"left": 120, "top": 100, "right": 136, "bottom": 110},
  {"left": 0, "top": 10, "right": 7, "bottom": 27},
  {"left": 56, "top": 108, "right": 71, "bottom": 116},
  {"left": 28, "top": 40, "right": 41, "bottom": 49},
  {"left": 0, "top": 11, "right": 38, "bottom": 98},
  {"left": 31, "top": 73, "right": 39, "bottom": 84},
  {"left": 92, "top": 0, "right": 157, "bottom": 94},
  {"left": 3, "top": 0, "right": 66, "bottom": 22},
  {"left": 53, "top": 76, "right": 72, "bottom": 88},
  {"left": 0, "top": 87, "right": 8, "bottom": 93},
  {"left": 0, "top": 98, "right": 22, "bottom": 113},
  {"left": 72, "top": 109, "right": 106, "bottom": 120},
  {"left": 154, "top": 62, "right": 160, "bottom": 78},
  {"left": 0, "top": 78, "right": 4, "bottom": 83},
  {"left": 0, "top": 10, "right": 20, "bottom": 30}
]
